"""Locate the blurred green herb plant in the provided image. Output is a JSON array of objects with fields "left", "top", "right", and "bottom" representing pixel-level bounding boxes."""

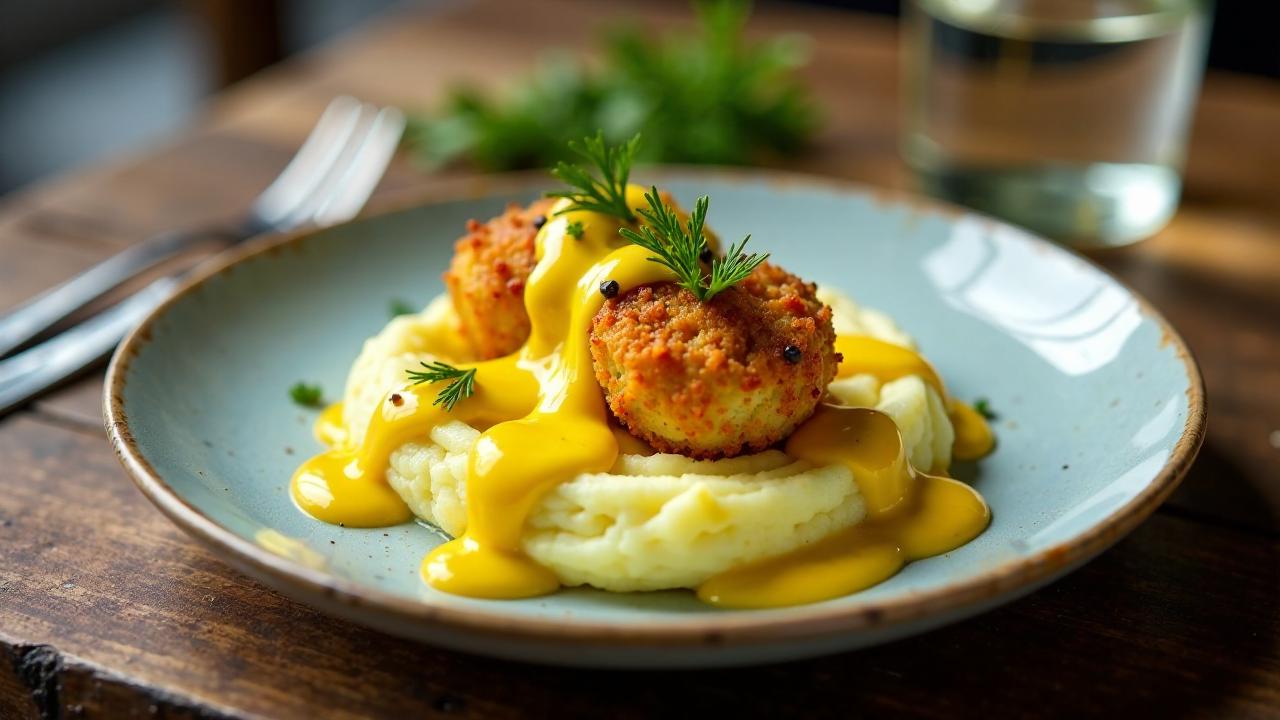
[{"left": 407, "top": 0, "right": 818, "bottom": 170}]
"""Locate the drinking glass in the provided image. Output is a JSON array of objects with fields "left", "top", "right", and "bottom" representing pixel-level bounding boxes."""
[{"left": 902, "top": 0, "right": 1211, "bottom": 248}]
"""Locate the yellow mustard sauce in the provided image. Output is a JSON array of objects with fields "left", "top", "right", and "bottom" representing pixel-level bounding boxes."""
[
  {"left": 697, "top": 406, "right": 989, "bottom": 607},
  {"left": 313, "top": 401, "right": 348, "bottom": 449},
  {"left": 291, "top": 184, "right": 996, "bottom": 607},
  {"left": 835, "top": 335, "right": 995, "bottom": 462}
]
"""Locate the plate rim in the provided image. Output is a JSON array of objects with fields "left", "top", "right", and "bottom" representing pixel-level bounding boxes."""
[{"left": 103, "top": 167, "right": 1207, "bottom": 648}]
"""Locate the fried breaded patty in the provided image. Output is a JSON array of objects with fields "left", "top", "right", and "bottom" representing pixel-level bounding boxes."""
[
  {"left": 589, "top": 263, "right": 840, "bottom": 458},
  {"left": 443, "top": 199, "right": 554, "bottom": 359}
]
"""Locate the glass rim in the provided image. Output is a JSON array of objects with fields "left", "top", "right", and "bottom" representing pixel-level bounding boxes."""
[{"left": 908, "top": 0, "right": 1211, "bottom": 43}]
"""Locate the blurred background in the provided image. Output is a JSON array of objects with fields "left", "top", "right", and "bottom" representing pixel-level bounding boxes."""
[
  {"left": 0, "top": 0, "right": 411, "bottom": 195},
  {"left": 0, "top": 0, "right": 1273, "bottom": 197}
]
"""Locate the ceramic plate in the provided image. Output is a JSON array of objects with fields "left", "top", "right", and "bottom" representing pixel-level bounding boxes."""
[{"left": 105, "top": 170, "right": 1204, "bottom": 668}]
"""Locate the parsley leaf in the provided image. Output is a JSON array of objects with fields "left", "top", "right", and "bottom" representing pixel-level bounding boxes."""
[
  {"left": 289, "top": 382, "right": 324, "bottom": 408},
  {"left": 974, "top": 398, "right": 998, "bottom": 421},
  {"left": 407, "top": 0, "right": 818, "bottom": 171},
  {"left": 389, "top": 298, "right": 416, "bottom": 317}
]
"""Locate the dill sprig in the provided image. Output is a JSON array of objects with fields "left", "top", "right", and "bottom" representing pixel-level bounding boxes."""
[
  {"left": 619, "top": 186, "right": 768, "bottom": 301},
  {"left": 619, "top": 187, "right": 705, "bottom": 296},
  {"left": 406, "top": 361, "right": 477, "bottom": 411},
  {"left": 708, "top": 234, "right": 769, "bottom": 298},
  {"left": 546, "top": 132, "right": 639, "bottom": 222}
]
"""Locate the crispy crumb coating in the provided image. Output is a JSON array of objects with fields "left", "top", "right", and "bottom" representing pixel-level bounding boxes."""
[
  {"left": 443, "top": 199, "right": 554, "bottom": 359},
  {"left": 589, "top": 262, "right": 840, "bottom": 458}
]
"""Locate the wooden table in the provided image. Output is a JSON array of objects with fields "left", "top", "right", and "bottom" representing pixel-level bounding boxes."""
[{"left": 2, "top": 1, "right": 1277, "bottom": 717}]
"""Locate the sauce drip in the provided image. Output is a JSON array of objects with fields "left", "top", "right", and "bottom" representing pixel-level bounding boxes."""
[
  {"left": 313, "top": 401, "right": 348, "bottom": 449},
  {"left": 836, "top": 335, "right": 995, "bottom": 461},
  {"left": 696, "top": 406, "right": 989, "bottom": 608},
  {"left": 291, "top": 185, "right": 995, "bottom": 607},
  {"left": 423, "top": 232, "right": 674, "bottom": 598}
]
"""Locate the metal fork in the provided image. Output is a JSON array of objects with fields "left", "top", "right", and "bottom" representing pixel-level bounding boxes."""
[{"left": 0, "top": 96, "right": 405, "bottom": 417}]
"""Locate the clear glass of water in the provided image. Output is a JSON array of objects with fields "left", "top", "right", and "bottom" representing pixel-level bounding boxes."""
[{"left": 902, "top": 0, "right": 1211, "bottom": 248}]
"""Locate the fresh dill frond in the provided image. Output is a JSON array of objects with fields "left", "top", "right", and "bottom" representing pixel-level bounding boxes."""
[
  {"left": 405, "top": 361, "right": 477, "bottom": 411},
  {"left": 566, "top": 220, "right": 585, "bottom": 239},
  {"left": 546, "top": 132, "right": 639, "bottom": 222},
  {"left": 619, "top": 187, "right": 767, "bottom": 301},
  {"left": 620, "top": 187, "right": 705, "bottom": 297},
  {"left": 707, "top": 234, "right": 768, "bottom": 298},
  {"left": 389, "top": 298, "right": 416, "bottom": 317},
  {"left": 289, "top": 382, "right": 324, "bottom": 408}
]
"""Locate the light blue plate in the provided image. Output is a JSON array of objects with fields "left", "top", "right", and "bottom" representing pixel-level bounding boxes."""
[{"left": 105, "top": 170, "right": 1204, "bottom": 668}]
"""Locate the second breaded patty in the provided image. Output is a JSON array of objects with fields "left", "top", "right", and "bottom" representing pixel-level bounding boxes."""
[
  {"left": 589, "top": 263, "right": 840, "bottom": 458},
  {"left": 443, "top": 199, "right": 554, "bottom": 359}
]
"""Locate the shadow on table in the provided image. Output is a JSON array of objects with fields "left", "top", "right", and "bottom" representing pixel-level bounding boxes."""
[
  {"left": 81, "top": 436, "right": 1273, "bottom": 718},
  {"left": 508, "top": 520, "right": 1278, "bottom": 719},
  {"left": 264, "top": 505, "right": 1275, "bottom": 719},
  {"left": 84, "top": 462, "right": 1271, "bottom": 719},
  {"left": 1167, "top": 438, "right": 1279, "bottom": 534}
]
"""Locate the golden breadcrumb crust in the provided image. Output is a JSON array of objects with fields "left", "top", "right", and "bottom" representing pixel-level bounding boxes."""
[
  {"left": 589, "top": 262, "right": 840, "bottom": 458},
  {"left": 442, "top": 199, "right": 554, "bottom": 359}
]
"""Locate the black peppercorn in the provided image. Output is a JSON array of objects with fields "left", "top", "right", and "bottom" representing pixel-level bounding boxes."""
[
  {"left": 531, "top": 214, "right": 546, "bottom": 230},
  {"left": 782, "top": 345, "right": 803, "bottom": 364},
  {"left": 600, "top": 279, "right": 620, "bottom": 298}
]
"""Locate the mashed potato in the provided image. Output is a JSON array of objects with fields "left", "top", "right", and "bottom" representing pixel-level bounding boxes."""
[
  {"left": 340, "top": 288, "right": 955, "bottom": 591},
  {"left": 818, "top": 286, "right": 953, "bottom": 472},
  {"left": 341, "top": 294, "right": 469, "bottom": 443},
  {"left": 388, "top": 425, "right": 861, "bottom": 591}
]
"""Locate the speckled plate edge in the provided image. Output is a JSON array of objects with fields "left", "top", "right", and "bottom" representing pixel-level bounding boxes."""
[{"left": 103, "top": 168, "right": 1206, "bottom": 651}]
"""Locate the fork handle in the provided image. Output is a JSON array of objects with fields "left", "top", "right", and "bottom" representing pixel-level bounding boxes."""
[
  {"left": 0, "top": 276, "right": 180, "bottom": 417},
  {"left": 0, "top": 227, "right": 238, "bottom": 358}
]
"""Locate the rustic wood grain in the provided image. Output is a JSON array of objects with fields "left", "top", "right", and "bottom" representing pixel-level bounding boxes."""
[
  {"left": 1, "top": 0, "right": 1278, "bottom": 717},
  {"left": 0, "top": 416, "right": 1276, "bottom": 719}
]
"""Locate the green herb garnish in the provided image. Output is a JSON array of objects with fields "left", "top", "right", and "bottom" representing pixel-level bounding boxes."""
[
  {"left": 546, "top": 132, "right": 639, "bottom": 222},
  {"left": 708, "top": 234, "right": 769, "bottom": 298},
  {"left": 406, "top": 361, "right": 477, "bottom": 411},
  {"left": 566, "top": 220, "right": 585, "bottom": 239},
  {"left": 289, "top": 382, "right": 324, "bottom": 408},
  {"left": 620, "top": 186, "right": 767, "bottom": 301},
  {"left": 407, "top": 0, "right": 817, "bottom": 171},
  {"left": 974, "top": 398, "right": 998, "bottom": 420},
  {"left": 389, "top": 298, "right": 416, "bottom": 317}
]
